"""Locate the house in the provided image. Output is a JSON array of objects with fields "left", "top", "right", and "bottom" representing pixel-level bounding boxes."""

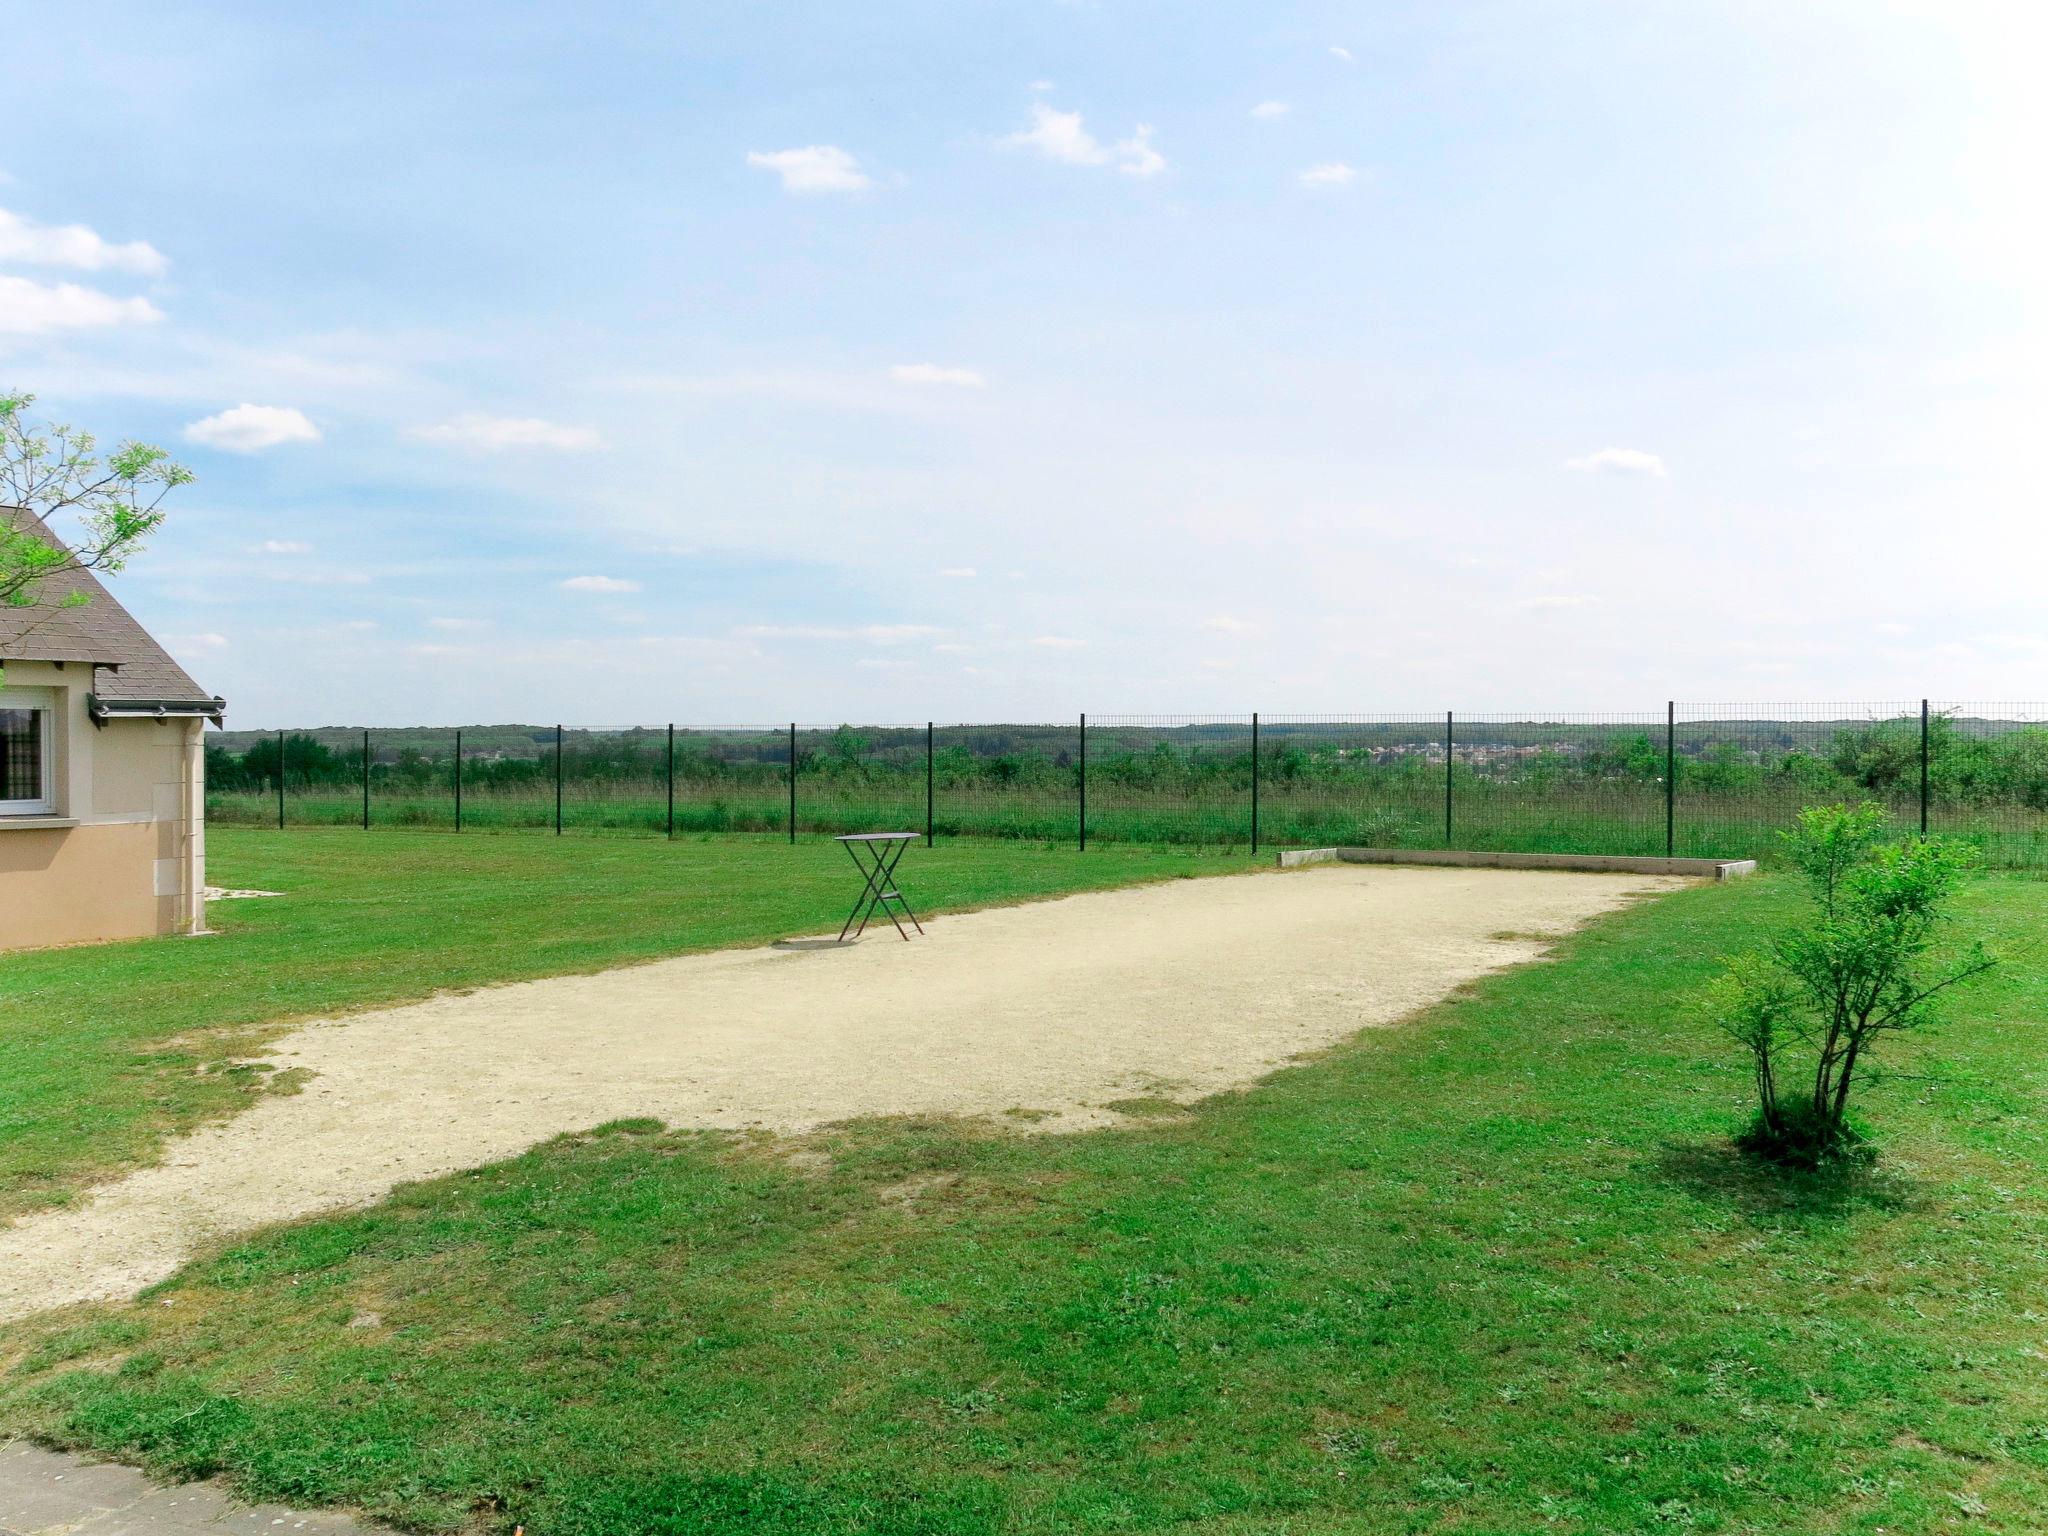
[{"left": 1, "top": 509, "right": 223, "bottom": 951}]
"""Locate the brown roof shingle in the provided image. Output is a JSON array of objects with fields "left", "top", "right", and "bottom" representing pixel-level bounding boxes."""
[{"left": 2, "top": 507, "right": 221, "bottom": 708}]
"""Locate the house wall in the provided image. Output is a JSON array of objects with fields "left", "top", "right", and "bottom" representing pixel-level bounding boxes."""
[{"left": 0, "top": 659, "right": 206, "bottom": 952}]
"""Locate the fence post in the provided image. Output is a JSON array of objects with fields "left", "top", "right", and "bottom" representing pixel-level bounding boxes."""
[
  {"left": 1443, "top": 711, "right": 1454, "bottom": 848},
  {"left": 277, "top": 728, "right": 286, "bottom": 829},
  {"left": 1078, "top": 713, "right": 1087, "bottom": 851},
  {"left": 554, "top": 723, "right": 563, "bottom": 836},
  {"left": 1665, "top": 702, "right": 1675, "bottom": 858},
  {"left": 788, "top": 722, "right": 796, "bottom": 844},
  {"left": 1920, "top": 698, "right": 1930, "bottom": 837},
  {"left": 1251, "top": 711, "right": 1260, "bottom": 855},
  {"left": 362, "top": 729, "right": 370, "bottom": 831},
  {"left": 666, "top": 724, "right": 675, "bottom": 841},
  {"left": 926, "top": 721, "right": 934, "bottom": 848},
  {"left": 454, "top": 728, "right": 462, "bottom": 832}
]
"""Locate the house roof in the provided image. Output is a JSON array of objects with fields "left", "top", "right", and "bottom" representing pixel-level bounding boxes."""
[{"left": 2, "top": 506, "right": 222, "bottom": 713}]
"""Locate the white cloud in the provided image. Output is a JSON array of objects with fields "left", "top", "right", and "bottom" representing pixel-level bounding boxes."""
[
  {"left": 1116, "top": 125, "right": 1165, "bottom": 178},
  {"left": 182, "top": 404, "right": 321, "bottom": 453},
  {"left": 1203, "top": 615, "right": 1259, "bottom": 634},
  {"left": 561, "top": 575, "right": 642, "bottom": 593},
  {"left": 0, "top": 274, "right": 163, "bottom": 334},
  {"left": 167, "top": 632, "right": 228, "bottom": 650},
  {"left": 1001, "top": 105, "right": 1165, "bottom": 177},
  {"left": 1250, "top": 101, "right": 1291, "bottom": 120},
  {"left": 1028, "top": 79, "right": 1055, "bottom": 93},
  {"left": 737, "top": 623, "right": 940, "bottom": 643},
  {"left": 1298, "top": 162, "right": 1357, "bottom": 187},
  {"left": 0, "top": 207, "right": 167, "bottom": 274},
  {"left": 407, "top": 413, "right": 603, "bottom": 451},
  {"left": 938, "top": 566, "right": 977, "bottom": 578},
  {"left": 1329, "top": 44, "right": 1354, "bottom": 61},
  {"left": 428, "top": 616, "right": 487, "bottom": 631},
  {"left": 890, "top": 363, "right": 987, "bottom": 388},
  {"left": 1030, "top": 635, "right": 1085, "bottom": 649},
  {"left": 746, "top": 145, "right": 872, "bottom": 194},
  {"left": 1565, "top": 447, "right": 1669, "bottom": 478},
  {"left": 255, "top": 539, "right": 312, "bottom": 555}
]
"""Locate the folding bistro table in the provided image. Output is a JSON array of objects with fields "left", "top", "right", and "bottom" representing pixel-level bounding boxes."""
[{"left": 835, "top": 832, "right": 924, "bottom": 942}]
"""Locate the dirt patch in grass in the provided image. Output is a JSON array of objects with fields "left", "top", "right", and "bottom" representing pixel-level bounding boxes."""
[{"left": 0, "top": 865, "right": 1684, "bottom": 1323}]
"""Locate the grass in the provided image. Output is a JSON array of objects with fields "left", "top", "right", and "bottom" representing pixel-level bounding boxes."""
[
  {"left": 0, "top": 827, "right": 1264, "bottom": 1223},
  {"left": 3, "top": 849, "right": 2045, "bottom": 1533}
]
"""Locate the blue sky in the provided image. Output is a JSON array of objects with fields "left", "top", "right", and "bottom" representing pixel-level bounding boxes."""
[{"left": 3, "top": 1, "right": 2041, "bottom": 725}]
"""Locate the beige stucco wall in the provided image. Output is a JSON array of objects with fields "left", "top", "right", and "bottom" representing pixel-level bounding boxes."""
[
  {"left": 0, "top": 820, "right": 164, "bottom": 950},
  {"left": 0, "top": 659, "right": 207, "bottom": 952}
]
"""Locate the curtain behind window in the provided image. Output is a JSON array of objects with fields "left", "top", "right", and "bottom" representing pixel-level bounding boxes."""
[{"left": 0, "top": 707, "right": 42, "bottom": 803}]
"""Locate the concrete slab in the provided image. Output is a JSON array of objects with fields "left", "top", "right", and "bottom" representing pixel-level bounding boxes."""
[
  {"left": 0, "top": 1442, "right": 382, "bottom": 1536},
  {"left": 1275, "top": 846, "right": 1759, "bottom": 880}
]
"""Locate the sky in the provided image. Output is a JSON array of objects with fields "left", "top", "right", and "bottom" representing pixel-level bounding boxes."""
[{"left": 2, "top": 0, "right": 2042, "bottom": 727}]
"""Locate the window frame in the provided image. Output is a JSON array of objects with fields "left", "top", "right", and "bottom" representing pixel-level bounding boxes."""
[{"left": 0, "top": 686, "right": 57, "bottom": 817}]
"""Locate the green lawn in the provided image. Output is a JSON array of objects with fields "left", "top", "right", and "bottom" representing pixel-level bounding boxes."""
[
  {"left": 0, "top": 828, "right": 1264, "bottom": 1222},
  {"left": 3, "top": 844, "right": 2044, "bottom": 1533}
]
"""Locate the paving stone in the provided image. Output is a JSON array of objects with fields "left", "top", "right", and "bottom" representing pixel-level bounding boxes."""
[{"left": 0, "top": 1443, "right": 386, "bottom": 1535}]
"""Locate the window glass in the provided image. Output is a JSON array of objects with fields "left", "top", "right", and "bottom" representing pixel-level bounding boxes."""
[{"left": 1, "top": 705, "right": 46, "bottom": 807}]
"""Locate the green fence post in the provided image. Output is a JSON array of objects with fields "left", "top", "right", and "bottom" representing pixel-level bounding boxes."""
[
  {"left": 1251, "top": 711, "right": 1260, "bottom": 855},
  {"left": 277, "top": 728, "right": 286, "bottom": 829},
  {"left": 926, "top": 721, "right": 934, "bottom": 848},
  {"left": 454, "top": 728, "right": 463, "bottom": 832},
  {"left": 1665, "top": 702, "right": 1675, "bottom": 858},
  {"left": 1443, "top": 711, "right": 1453, "bottom": 848},
  {"left": 1079, "top": 713, "right": 1087, "bottom": 852},
  {"left": 788, "top": 722, "right": 797, "bottom": 844},
  {"left": 666, "top": 724, "right": 675, "bottom": 840},
  {"left": 362, "top": 729, "right": 370, "bottom": 831},
  {"left": 554, "top": 723, "right": 563, "bottom": 835}
]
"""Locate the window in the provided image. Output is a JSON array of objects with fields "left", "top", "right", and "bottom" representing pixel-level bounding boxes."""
[{"left": 0, "top": 689, "right": 54, "bottom": 816}]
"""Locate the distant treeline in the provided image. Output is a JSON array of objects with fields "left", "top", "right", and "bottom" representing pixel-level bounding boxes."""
[{"left": 205, "top": 715, "right": 2048, "bottom": 808}]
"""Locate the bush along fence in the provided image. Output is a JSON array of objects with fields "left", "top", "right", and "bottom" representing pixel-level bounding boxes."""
[{"left": 204, "top": 702, "right": 2048, "bottom": 868}]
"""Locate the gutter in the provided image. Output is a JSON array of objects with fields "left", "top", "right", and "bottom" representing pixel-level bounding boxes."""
[{"left": 86, "top": 692, "right": 227, "bottom": 727}]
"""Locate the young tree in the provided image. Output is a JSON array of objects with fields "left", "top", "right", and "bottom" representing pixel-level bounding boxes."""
[
  {"left": 1, "top": 390, "right": 193, "bottom": 682},
  {"left": 1713, "top": 803, "right": 1996, "bottom": 1167}
]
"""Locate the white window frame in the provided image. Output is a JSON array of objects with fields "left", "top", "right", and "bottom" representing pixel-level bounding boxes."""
[{"left": 0, "top": 686, "right": 57, "bottom": 816}]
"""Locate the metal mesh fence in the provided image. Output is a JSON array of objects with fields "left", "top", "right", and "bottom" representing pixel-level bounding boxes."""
[
  {"left": 1672, "top": 703, "right": 1920, "bottom": 858},
  {"left": 933, "top": 722, "right": 1079, "bottom": 842},
  {"left": 1085, "top": 716, "right": 1255, "bottom": 846},
  {"left": 206, "top": 703, "right": 2048, "bottom": 868}
]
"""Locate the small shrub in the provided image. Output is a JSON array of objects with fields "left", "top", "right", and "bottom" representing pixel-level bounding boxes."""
[{"left": 1711, "top": 803, "right": 1994, "bottom": 1168}]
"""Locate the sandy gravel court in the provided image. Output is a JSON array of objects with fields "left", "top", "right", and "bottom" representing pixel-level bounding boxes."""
[{"left": 0, "top": 863, "right": 1686, "bottom": 1322}]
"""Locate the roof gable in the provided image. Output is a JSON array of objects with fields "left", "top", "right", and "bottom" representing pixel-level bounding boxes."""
[{"left": 2, "top": 506, "right": 220, "bottom": 708}]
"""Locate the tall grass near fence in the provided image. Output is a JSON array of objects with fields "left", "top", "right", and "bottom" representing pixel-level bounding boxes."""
[{"left": 205, "top": 703, "right": 2048, "bottom": 867}]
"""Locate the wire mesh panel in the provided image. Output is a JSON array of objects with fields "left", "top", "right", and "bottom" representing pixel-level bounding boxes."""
[
  {"left": 360, "top": 727, "right": 459, "bottom": 829},
  {"left": 1673, "top": 703, "right": 1922, "bottom": 859},
  {"left": 793, "top": 724, "right": 926, "bottom": 837},
  {"left": 1450, "top": 713, "right": 1670, "bottom": 856},
  {"left": 549, "top": 727, "right": 664, "bottom": 834},
  {"left": 1928, "top": 702, "right": 2048, "bottom": 868},
  {"left": 666, "top": 726, "right": 793, "bottom": 835},
  {"left": 436, "top": 725, "right": 555, "bottom": 830},
  {"left": 1255, "top": 716, "right": 1454, "bottom": 849},
  {"left": 932, "top": 722, "right": 1080, "bottom": 842},
  {"left": 1084, "top": 716, "right": 1255, "bottom": 846}
]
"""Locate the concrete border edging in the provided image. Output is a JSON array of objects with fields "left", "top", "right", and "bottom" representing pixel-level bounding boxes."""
[{"left": 1275, "top": 847, "right": 1759, "bottom": 881}]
